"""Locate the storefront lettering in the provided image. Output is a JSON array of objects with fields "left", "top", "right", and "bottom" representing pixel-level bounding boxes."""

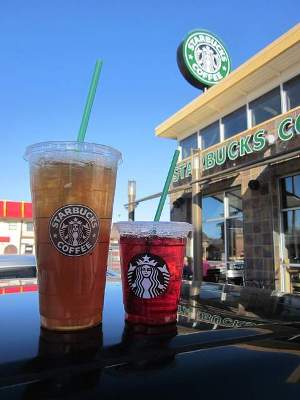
[
  {"left": 173, "top": 161, "right": 192, "bottom": 183},
  {"left": 173, "top": 113, "right": 300, "bottom": 181},
  {"left": 227, "top": 140, "right": 239, "bottom": 160},
  {"left": 278, "top": 117, "right": 294, "bottom": 141},
  {"left": 202, "top": 114, "right": 300, "bottom": 171},
  {"left": 177, "top": 304, "right": 257, "bottom": 328},
  {"left": 295, "top": 115, "right": 300, "bottom": 134},
  {"left": 252, "top": 129, "right": 266, "bottom": 151},
  {"left": 206, "top": 152, "right": 215, "bottom": 169},
  {"left": 239, "top": 135, "right": 252, "bottom": 156},
  {"left": 186, "top": 160, "right": 192, "bottom": 176},
  {"left": 216, "top": 146, "right": 226, "bottom": 165},
  {"left": 202, "top": 129, "right": 267, "bottom": 170}
]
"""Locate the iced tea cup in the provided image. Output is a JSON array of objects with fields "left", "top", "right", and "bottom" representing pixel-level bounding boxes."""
[
  {"left": 115, "top": 221, "right": 193, "bottom": 325},
  {"left": 24, "top": 141, "right": 121, "bottom": 331}
]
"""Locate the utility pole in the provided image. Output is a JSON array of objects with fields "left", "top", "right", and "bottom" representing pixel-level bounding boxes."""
[
  {"left": 191, "top": 153, "right": 203, "bottom": 282},
  {"left": 128, "top": 180, "right": 136, "bottom": 221}
]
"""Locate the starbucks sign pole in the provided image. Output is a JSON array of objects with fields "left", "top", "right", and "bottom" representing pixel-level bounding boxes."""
[{"left": 176, "top": 28, "right": 231, "bottom": 280}]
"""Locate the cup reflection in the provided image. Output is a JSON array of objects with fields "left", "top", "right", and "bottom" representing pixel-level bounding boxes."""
[
  {"left": 118, "top": 321, "right": 178, "bottom": 370},
  {"left": 23, "top": 325, "right": 103, "bottom": 399}
]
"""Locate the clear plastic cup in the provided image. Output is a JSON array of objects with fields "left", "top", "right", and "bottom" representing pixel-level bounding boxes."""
[
  {"left": 25, "top": 141, "right": 121, "bottom": 331},
  {"left": 115, "top": 221, "right": 193, "bottom": 325}
]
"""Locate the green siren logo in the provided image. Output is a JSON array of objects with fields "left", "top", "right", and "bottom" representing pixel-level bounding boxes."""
[{"left": 177, "top": 29, "right": 231, "bottom": 90}]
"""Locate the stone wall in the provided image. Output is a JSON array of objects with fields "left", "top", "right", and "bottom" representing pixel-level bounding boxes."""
[{"left": 241, "top": 166, "right": 276, "bottom": 289}]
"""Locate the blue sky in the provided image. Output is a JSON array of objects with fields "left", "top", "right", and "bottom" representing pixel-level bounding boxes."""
[{"left": 0, "top": 0, "right": 299, "bottom": 221}]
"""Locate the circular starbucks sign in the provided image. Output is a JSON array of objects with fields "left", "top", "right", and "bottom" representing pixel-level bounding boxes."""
[{"left": 177, "top": 29, "right": 231, "bottom": 89}]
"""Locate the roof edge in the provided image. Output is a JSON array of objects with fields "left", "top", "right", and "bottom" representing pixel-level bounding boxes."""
[{"left": 155, "top": 23, "right": 300, "bottom": 139}]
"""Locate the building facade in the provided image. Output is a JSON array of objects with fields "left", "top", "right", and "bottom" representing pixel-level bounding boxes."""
[
  {"left": 156, "top": 24, "right": 300, "bottom": 294},
  {"left": 108, "top": 224, "right": 121, "bottom": 271},
  {"left": 0, "top": 200, "right": 34, "bottom": 255}
]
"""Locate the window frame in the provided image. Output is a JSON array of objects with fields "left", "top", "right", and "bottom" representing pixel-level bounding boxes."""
[
  {"left": 179, "top": 132, "right": 198, "bottom": 160},
  {"left": 222, "top": 105, "right": 248, "bottom": 140},
  {"left": 249, "top": 86, "right": 282, "bottom": 127},
  {"left": 8, "top": 223, "right": 17, "bottom": 231},
  {"left": 177, "top": 73, "right": 300, "bottom": 154},
  {"left": 199, "top": 120, "right": 221, "bottom": 150},
  {"left": 25, "top": 222, "right": 34, "bottom": 232},
  {"left": 280, "top": 172, "right": 300, "bottom": 267},
  {"left": 283, "top": 73, "right": 300, "bottom": 112},
  {"left": 202, "top": 187, "right": 244, "bottom": 268}
]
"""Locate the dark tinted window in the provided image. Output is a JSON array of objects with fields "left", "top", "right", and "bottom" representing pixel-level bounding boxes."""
[
  {"left": 284, "top": 74, "right": 300, "bottom": 111},
  {"left": 281, "top": 175, "right": 300, "bottom": 209},
  {"left": 180, "top": 133, "right": 198, "bottom": 159},
  {"left": 25, "top": 222, "right": 34, "bottom": 232},
  {"left": 226, "top": 217, "right": 244, "bottom": 261},
  {"left": 203, "top": 194, "right": 224, "bottom": 221},
  {"left": 282, "top": 210, "right": 300, "bottom": 264},
  {"left": 203, "top": 221, "right": 225, "bottom": 261},
  {"left": 0, "top": 266, "right": 36, "bottom": 279},
  {"left": 223, "top": 106, "right": 247, "bottom": 139},
  {"left": 250, "top": 87, "right": 281, "bottom": 126},
  {"left": 227, "top": 188, "right": 243, "bottom": 217},
  {"left": 200, "top": 121, "right": 220, "bottom": 150}
]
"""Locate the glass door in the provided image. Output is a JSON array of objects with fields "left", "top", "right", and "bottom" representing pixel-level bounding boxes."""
[
  {"left": 280, "top": 174, "right": 300, "bottom": 293},
  {"left": 202, "top": 188, "right": 244, "bottom": 283}
]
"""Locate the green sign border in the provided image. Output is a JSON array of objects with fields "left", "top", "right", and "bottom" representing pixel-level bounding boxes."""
[{"left": 179, "top": 29, "right": 231, "bottom": 89}]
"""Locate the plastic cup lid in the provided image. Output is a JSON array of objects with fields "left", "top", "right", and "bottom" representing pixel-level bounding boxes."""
[{"left": 114, "top": 221, "right": 193, "bottom": 238}]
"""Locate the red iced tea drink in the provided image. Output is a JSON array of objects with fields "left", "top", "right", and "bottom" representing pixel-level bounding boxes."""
[{"left": 116, "top": 222, "right": 192, "bottom": 325}]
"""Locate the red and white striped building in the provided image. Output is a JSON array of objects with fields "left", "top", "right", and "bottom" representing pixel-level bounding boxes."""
[{"left": 0, "top": 200, "right": 34, "bottom": 255}]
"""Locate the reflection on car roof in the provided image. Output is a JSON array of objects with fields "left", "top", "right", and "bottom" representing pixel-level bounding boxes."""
[{"left": 0, "top": 255, "right": 36, "bottom": 269}]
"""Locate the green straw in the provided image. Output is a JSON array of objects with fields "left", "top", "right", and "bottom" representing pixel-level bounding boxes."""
[
  {"left": 77, "top": 60, "right": 103, "bottom": 142},
  {"left": 154, "top": 149, "right": 180, "bottom": 221}
]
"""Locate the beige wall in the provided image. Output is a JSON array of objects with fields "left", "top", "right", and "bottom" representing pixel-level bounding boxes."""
[{"left": 0, "top": 220, "right": 35, "bottom": 255}]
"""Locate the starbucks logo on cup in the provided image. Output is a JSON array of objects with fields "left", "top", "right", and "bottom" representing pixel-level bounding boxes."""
[
  {"left": 128, "top": 253, "right": 170, "bottom": 299},
  {"left": 49, "top": 204, "right": 99, "bottom": 257}
]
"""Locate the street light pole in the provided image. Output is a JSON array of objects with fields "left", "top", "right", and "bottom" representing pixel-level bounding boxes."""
[
  {"left": 192, "top": 153, "right": 203, "bottom": 282},
  {"left": 128, "top": 180, "right": 136, "bottom": 221}
]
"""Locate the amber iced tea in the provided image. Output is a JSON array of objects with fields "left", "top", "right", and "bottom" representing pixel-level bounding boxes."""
[{"left": 25, "top": 142, "right": 121, "bottom": 331}]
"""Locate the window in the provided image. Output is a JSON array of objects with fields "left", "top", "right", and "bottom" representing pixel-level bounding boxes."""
[
  {"left": 202, "top": 188, "right": 244, "bottom": 276},
  {"left": 250, "top": 87, "right": 281, "bottom": 126},
  {"left": 282, "top": 210, "right": 300, "bottom": 264},
  {"left": 203, "top": 193, "right": 225, "bottom": 266},
  {"left": 226, "top": 217, "right": 244, "bottom": 262},
  {"left": 227, "top": 188, "right": 243, "bottom": 217},
  {"left": 202, "top": 194, "right": 224, "bottom": 221},
  {"left": 281, "top": 175, "right": 300, "bottom": 265},
  {"left": 8, "top": 223, "right": 17, "bottom": 231},
  {"left": 200, "top": 121, "right": 220, "bottom": 150},
  {"left": 281, "top": 175, "right": 300, "bottom": 209},
  {"left": 24, "top": 244, "right": 33, "bottom": 254},
  {"left": 284, "top": 74, "right": 300, "bottom": 111},
  {"left": 0, "top": 266, "right": 36, "bottom": 279},
  {"left": 25, "top": 222, "right": 34, "bottom": 232},
  {"left": 223, "top": 106, "right": 247, "bottom": 139},
  {"left": 203, "top": 220, "right": 225, "bottom": 262},
  {"left": 180, "top": 133, "right": 198, "bottom": 159}
]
